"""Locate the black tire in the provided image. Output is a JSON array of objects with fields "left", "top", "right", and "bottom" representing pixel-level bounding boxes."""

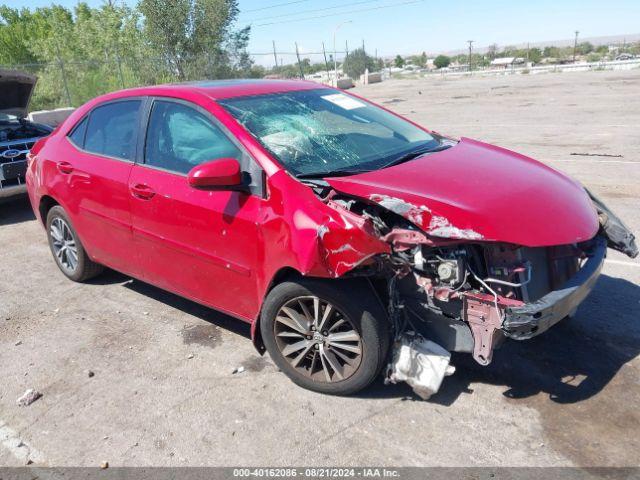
[
  {"left": 260, "top": 277, "right": 390, "bottom": 395},
  {"left": 46, "top": 205, "right": 103, "bottom": 282}
]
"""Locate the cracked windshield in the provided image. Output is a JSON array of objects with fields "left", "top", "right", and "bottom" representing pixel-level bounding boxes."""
[{"left": 219, "top": 88, "right": 439, "bottom": 177}]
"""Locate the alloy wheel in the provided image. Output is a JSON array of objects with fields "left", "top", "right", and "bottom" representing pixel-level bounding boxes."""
[
  {"left": 50, "top": 217, "right": 78, "bottom": 273},
  {"left": 273, "top": 296, "right": 363, "bottom": 383}
]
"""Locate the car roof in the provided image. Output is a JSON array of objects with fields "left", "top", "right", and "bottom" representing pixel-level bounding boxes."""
[{"left": 117, "top": 79, "right": 326, "bottom": 101}]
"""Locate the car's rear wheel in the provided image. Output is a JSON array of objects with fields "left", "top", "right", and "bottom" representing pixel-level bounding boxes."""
[
  {"left": 46, "top": 205, "right": 103, "bottom": 282},
  {"left": 260, "top": 278, "right": 390, "bottom": 395}
]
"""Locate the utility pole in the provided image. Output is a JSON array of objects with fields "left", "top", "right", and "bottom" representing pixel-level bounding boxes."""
[
  {"left": 295, "top": 42, "right": 304, "bottom": 79},
  {"left": 345, "top": 40, "right": 349, "bottom": 59},
  {"left": 333, "top": 20, "right": 351, "bottom": 86},
  {"left": 322, "top": 42, "right": 330, "bottom": 79},
  {"left": 573, "top": 30, "right": 579, "bottom": 62},
  {"left": 272, "top": 40, "right": 278, "bottom": 69},
  {"left": 526, "top": 42, "right": 530, "bottom": 62},
  {"left": 362, "top": 39, "right": 365, "bottom": 56},
  {"left": 54, "top": 43, "right": 72, "bottom": 107},
  {"left": 467, "top": 40, "right": 474, "bottom": 71}
]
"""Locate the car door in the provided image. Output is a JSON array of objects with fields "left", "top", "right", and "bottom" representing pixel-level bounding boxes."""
[
  {"left": 128, "top": 97, "right": 263, "bottom": 320},
  {"left": 59, "top": 99, "right": 142, "bottom": 275}
]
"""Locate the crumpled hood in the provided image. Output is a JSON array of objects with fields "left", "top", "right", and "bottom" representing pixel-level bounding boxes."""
[
  {"left": 326, "top": 137, "right": 599, "bottom": 247},
  {"left": 0, "top": 70, "right": 37, "bottom": 119}
]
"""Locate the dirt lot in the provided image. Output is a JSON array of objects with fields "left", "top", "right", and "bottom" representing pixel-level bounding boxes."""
[{"left": 1, "top": 69, "right": 639, "bottom": 467}]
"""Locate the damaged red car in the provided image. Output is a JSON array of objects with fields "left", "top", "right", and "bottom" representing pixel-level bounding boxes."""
[{"left": 26, "top": 80, "right": 637, "bottom": 396}]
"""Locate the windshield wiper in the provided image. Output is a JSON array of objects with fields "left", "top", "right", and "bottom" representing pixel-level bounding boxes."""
[
  {"left": 297, "top": 141, "right": 454, "bottom": 180},
  {"left": 297, "top": 168, "right": 372, "bottom": 179},
  {"left": 379, "top": 143, "right": 453, "bottom": 170}
]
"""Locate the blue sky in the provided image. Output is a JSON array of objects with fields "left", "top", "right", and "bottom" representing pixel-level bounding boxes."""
[{"left": 6, "top": 0, "right": 640, "bottom": 64}]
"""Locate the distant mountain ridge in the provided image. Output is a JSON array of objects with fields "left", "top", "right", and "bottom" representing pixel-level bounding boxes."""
[{"left": 399, "top": 33, "right": 640, "bottom": 58}]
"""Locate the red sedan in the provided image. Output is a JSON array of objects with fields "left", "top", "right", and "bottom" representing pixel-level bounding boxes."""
[{"left": 26, "top": 80, "right": 637, "bottom": 396}]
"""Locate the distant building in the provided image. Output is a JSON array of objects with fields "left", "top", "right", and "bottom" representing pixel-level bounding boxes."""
[
  {"left": 449, "top": 63, "right": 469, "bottom": 72},
  {"left": 490, "top": 57, "right": 525, "bottom": 68}
]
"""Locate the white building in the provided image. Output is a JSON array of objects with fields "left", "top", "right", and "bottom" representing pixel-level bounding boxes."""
[{"left": 490, "top": 57, "right": 526, "bottom": 68}]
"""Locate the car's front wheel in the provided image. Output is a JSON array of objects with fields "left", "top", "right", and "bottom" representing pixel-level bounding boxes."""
[
  {"left": 260, "top": 278, "right": 390, "bottom": 395},
  {"left": 46, "top": 205, "right": 103, "bottom": 282}
]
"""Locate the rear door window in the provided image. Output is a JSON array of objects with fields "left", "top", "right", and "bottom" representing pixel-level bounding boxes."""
[{"left": 84, "top": 100, "right": 141, "bottom": 161}]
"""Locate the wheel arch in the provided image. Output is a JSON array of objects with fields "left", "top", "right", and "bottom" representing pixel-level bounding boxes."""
[
  {"left": 252, "top": 266, "right": 305, "bottom": 354},
  {"left": 38, "top": 195, "right": 60, "bottom": 227},
  {"left": 251, "top": 267, "right": 385, "bottom": 354}
]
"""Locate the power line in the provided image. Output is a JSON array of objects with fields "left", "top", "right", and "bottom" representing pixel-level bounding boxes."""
[
  {"left": 249, "top": 50, "right": 349, "bottom": 56},
  {"left": 252, "top": 0, "right": 426, "bottom": 27},
  {"left": 243, "top": 0, "right": 312, "bottom": 14},
  {"left": 243, "top": 0, "right": 385, "bottom": 23}
]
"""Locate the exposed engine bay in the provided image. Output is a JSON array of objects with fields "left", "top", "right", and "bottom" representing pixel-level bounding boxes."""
[
  {"left": 303, "top": 179, "right": 637, "bottom": 397},
  {"left": 0, "top": 119, "right": 51, "bottom": 144},
  {"left": 1, "top": 119, "right": 52, "bottom": 193},
  {"left": 326, "top": 191, "right": 589, "bottom": 362},
  {"left": 1, "top": 69, "right": 53, "bottom": 196}
]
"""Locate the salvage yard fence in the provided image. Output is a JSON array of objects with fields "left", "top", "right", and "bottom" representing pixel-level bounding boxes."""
[
  {"left": 1, "top": 42, "right": 366, "bottom": 112},
  {"left": 425, "top": 58, "right": 640, "bottom": 78}
]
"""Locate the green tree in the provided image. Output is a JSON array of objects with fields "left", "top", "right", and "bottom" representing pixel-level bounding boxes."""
[
  {"left": 0, "top": 3, "right": 148, "bottom": 109},
  {"left": 343, "top": 47, "right": 377, "bottom": 79},
  {"left": 138, "top": 0, "right": 250, "bottom": 80},
  {"left": 528, "top": 47, "right": 542, "bottom": 64},
  {"left": 433, "top": 54, "right": 451, "bottom": 69},
  {"left": 587, "top": 52, "right": 602, "bottom": 62},
  {"left": 394, "top": 54, "right": 404, "bottom": 68},
  {"left": 38, "top": 3, "right": 147, "bottom": 107},
  {"left": 0, "top": 6, "right": 55, "bottom": 65},
  {"left": 409, "top": 51, "right": 427, "bottom": 67},
  {"left": 0, "top": 1, "right": 256, "bottom": 109},
  {"left": 577, "top": 42, "right": 594, "bottom": 55},
  {"left": 543, "top": 46, "right": 561, "bottom": 58}
]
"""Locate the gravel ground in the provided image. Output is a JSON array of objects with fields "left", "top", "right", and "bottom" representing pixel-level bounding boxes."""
[{"left": 1, "top": 69, "right": 639, "bottom": 467}]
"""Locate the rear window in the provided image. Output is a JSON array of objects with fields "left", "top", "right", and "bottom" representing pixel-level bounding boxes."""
[
  {"left": 84, "top": 100, "right": 141, "bottom": 161},
  {"left": 68, "top": 117, "right": 88, "bottom": 148}
]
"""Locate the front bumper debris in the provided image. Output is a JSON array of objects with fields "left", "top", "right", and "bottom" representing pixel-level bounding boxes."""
[
  {"left": 503, "top": 236, "right": 606, "bottom": 340},
  {"left": 588, "top": 189, "right": 638, "bottom": 258},
  {"left": 385, "top": 332, "right": 456, "bottom": 399}
]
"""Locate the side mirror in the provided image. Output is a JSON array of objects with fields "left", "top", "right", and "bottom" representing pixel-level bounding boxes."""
[{"left": 188, "top": 158, "right": 244, "bottom": 190}]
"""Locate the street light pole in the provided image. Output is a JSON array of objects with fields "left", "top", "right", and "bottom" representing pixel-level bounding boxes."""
[{"left": 333, "top": 20, "right": 352, "bottom": 86}]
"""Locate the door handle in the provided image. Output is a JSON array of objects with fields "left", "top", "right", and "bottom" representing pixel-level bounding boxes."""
[
  {"left": 57, "top": 161, "right": 73, "bottom": 174},
  {"left": 130, "top": 183, "right": 156, "bottom": 200}
]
